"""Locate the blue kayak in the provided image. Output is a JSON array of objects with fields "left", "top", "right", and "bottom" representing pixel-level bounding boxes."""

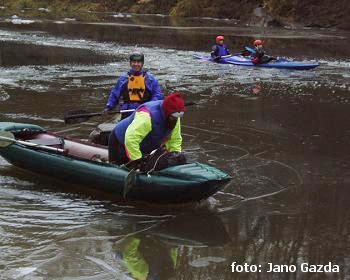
[{"left": 193, "top": 54, "right": 319, "bottom": 70}]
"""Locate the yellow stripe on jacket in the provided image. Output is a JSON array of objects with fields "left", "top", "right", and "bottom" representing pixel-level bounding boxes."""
[{"left": 125, "top": 111, "right": 182, "bottom": 161}]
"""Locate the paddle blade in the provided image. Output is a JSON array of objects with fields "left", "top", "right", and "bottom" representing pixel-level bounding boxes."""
[
  {"left": 64, "top": 110, "right": 91, "bottom": 124},
  {"left": 0, "top": 131, "right": 15, "bottom": 148},
  {"left": 123, "top": 169, "right": 137, "bottom": 199}
]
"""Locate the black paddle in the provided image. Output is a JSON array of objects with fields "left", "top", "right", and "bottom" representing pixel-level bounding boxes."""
[
  {"left": 123, "top": 168, "right": 137, "bottom": 199},
  {"left": 64, "top": 102, "right": 197, "bottom": 125},
  {"left": 122, "top": 157, "right": 145, "bottom": 199},
  {"left": 64, "top": 109, "right": 134, "bottom": 125}
]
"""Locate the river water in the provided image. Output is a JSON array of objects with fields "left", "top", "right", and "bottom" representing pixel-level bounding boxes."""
[{"left": 0, "top": 13, "right": 350, "bottom": 280}]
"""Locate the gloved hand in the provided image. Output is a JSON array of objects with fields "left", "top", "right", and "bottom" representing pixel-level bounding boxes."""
[
  {"left": 126, "top": 158, "right": 144, "bottom": 171},
  {"left": 101, "top": 108, "right": 111, "bottom": 121},
  {"left": 213, "top": 56, "right": 221, "bottom": 62}
]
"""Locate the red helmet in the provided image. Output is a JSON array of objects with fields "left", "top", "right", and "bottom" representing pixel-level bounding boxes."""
[
  {"left": 254, "top": 39, "right": 263, "bottom": 46},
  {"left": 216, "top": 35, "right": 224, "bottom": 43}
]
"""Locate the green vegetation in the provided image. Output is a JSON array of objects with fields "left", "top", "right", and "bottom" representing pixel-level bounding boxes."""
[
  {"left": 0, "top": 0, "right": 348, "bottom": 29},
  {"left": 170, "top": 0, "right": 260, "bottom": 20}
]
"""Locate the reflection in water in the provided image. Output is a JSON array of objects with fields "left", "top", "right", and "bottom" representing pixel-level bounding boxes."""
[
  {"left": 251, "top": 82, "right": 262, "bottom": 95},
  {"left": 115, "top": 235, "right": 178, "bottom": 280},
  {"left": 113, "top": 211, "right": 230, "bottom": 280}
]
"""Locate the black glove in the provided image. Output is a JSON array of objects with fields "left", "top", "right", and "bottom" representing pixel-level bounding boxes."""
[
  {"left": 214, "top": 55, "right": 221, "bottom": 61},
  {"left": 126, "top": 158, "right": 143, "bottom": 170}
]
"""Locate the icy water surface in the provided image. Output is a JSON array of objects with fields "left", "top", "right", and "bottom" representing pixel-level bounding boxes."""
[{"left": 0, "top": 14, "right": 350, "bottom": 279}]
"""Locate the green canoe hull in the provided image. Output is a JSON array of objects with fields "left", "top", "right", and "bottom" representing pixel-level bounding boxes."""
[{"left": 0, "top": 122, "right": 231, "bottom": 204}]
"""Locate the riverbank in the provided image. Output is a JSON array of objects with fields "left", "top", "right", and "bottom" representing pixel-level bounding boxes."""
[{"left": 0, "top": 0, "right": 349, "bottom": 30}]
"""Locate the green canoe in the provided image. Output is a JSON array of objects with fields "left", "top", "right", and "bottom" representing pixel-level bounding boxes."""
[{"left": 0, "top": 122, "right": 231, "bottom": 204}]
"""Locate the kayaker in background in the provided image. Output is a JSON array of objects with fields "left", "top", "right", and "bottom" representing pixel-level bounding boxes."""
[
  {"left": 108, "top": 93, "right": 186, "bottom": 171},
  {"left": 211, "top": 35, "right": 230, "bottom": 62},
  {"left": 247, "top": 39, "right": 277, "bottom": 64},
  {"left": 103, "top": 53, "right": 164, "bottom": 119}
]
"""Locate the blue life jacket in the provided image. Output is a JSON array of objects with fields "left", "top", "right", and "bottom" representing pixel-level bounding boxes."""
[
  {"left": 212, "top": 44, "right": 229, "bottom": 58},
  {"left": 216, "top": 44, "right": 229, "bottom": 56},
  {"left": 115, "top": 100, "right": 172, "bottom": 155}
]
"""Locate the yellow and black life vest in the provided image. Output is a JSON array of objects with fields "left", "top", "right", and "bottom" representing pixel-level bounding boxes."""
[{"left": 122, "top": 73, "right": 151, "bottom": 103}]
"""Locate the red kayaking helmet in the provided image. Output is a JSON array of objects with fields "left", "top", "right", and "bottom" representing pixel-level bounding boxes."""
[
  {"left": 254, "top": 39, "right": 263, "bottom": 46},
  {"left": 216, "top": 35, "right": 225, "bottom": 43}
]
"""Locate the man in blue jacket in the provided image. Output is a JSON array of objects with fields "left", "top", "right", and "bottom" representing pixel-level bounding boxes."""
[
  {"left": 103, "top": 53, "right": 164, "bottom": 119},
  {"left": 108, "top": 93, "right": 185, "bottom": 167},
  {"left": 211, "top": 35, "right": 230, "bottom": 62}
]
